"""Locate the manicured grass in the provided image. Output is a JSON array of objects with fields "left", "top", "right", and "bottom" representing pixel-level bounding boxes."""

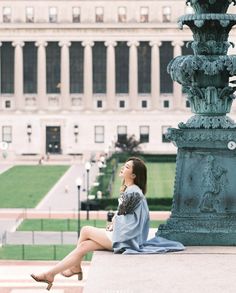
[
  {"left": 0, "top": 165, "right": 69, "bottom": 208},
  {"left": 17, "top": 219, "right": 164, "bottom": 231},
  {"left": 0, "top": 245, "right": 93, "bottom": 261},
  {"left": 17, "top": 219, "right": 107, "bottom": 231},
  {"left": 112, "top": 162, "right": 176, "bottom": 198}
]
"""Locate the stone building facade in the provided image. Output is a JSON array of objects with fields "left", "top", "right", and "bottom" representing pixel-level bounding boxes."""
[{"left": 0, "top": 0, "right": 236, "bottom": 159}]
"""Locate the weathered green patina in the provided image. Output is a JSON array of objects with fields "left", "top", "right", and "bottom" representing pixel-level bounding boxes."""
[{"left": 157, "top": 0, "right": 236, "bottom": 245}]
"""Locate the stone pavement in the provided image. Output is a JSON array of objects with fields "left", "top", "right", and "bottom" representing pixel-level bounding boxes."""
[
  {"left": 84, "top": 247, "right": 236, "bottom": 293},
  {"left": 0, "top": 164, "right": 13, "bottom": 174},
  {"left": 0, "top": 260, "right": 89, "bottom": 293},
  {"left": 1, "top": 246, "right": 236, "bottom": 293}
]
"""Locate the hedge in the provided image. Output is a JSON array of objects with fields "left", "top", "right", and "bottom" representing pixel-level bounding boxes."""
[
  {"left": 112, "top": 153, "right": 176, "bottom": 163},
  {"left": 81, "top": 197, "right": 173, "bottom": 211}
]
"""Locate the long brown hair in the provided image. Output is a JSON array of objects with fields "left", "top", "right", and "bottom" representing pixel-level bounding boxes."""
[{"left": 124, "top": 157, "right": 147, "bottom": 194}]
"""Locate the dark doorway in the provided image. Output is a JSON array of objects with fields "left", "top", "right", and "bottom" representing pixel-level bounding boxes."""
[{"left": 46, "top": 126, "right": 61, "bottom": 154}]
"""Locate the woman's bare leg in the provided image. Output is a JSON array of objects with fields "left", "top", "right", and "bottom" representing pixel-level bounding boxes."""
[
  {"left": 65, "top": 226, "right": 112, "bottom": 274},
  {"left": 32, "top": 227, "right": 112, "bottom": 282}
]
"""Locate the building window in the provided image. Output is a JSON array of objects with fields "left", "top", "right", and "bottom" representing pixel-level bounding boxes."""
[
  {"left": 118, "top": 7, "right": 126, "bottom": 22},
  {"left": 117, "top": 126, "right": 127, "bottom": 143},
  {"left": 160, "top": 42, "right": 173, "bottom": 93},
  {"left": 23, "top": 42, "right": 37, "bottom": 94},
  {"left": 141, "top": 100, "right": 147, "bottom": 108},
  {"left": 3, "top": 7, "right": 11, "bottom": 23},
  {"left": 186, "top": 100, "right": 190, "bottom": 108},
  {"left": 162, "top": 126, "right": 171, "bottom": 143},
  {"left": 119, "top": 100, "right": 125, "bottom": 108},
  {"left": 1, "top": 42, "right": 14, "bottom": 94},
  {"left": 5, "top": 100, "right": 11, "bottom": 108},
  {"left": 97, "top": 100, "right": 103, "bottom": 108},
  {"left": 93, "top": 42, "right": 106, "bottom": 93},
  {"left": 49, "top": 7, "right": 57, "bottom": 23},
  {"left": 162, "top": 6, "right": 171, "bottom": 22},
  {"left": 70, "top": 42, "right": 84, "bottom": 93},
  {"left": 115, "top": 42, "right": 129, "bottom": 93},
  {"left": 140, "top": 7, "right": 149, "bottom": 23},
  {"left": 163, "top": 100, "right": 169, "bottom": 108},
  {"left": 46, "top": 42, "right": 61, "bottom": 94},
  {"left": 140, "top": 126, "right": 149, "bottom": 143},
  {"left": 95, "top": 126, "right": 104, "bottom": 143},
  {"left": 26, "top": 7, "right": 34, "bottom": 23},
  {"left": 138, "top": 42, "right": 151, "bottom": 94},
  {"left": 2, "top": 126, "right": 12, "bottom": 143},
  {"left": 95, "top": 7, "right": 104, "bottom": 23},
  {"left": 72, "top": 7, "right": 80, "bottom": 23}
]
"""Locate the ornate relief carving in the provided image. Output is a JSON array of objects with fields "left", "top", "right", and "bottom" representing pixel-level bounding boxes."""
[
  {"left": 199, "top": 155, "right": 227, "bottom": 213},
  {"left": 166, "top": 128, "right": 236, "bottom": 143}
]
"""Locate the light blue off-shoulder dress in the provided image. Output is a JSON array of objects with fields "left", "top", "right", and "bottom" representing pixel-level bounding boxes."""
[{"left": 112, "top": 184, "right": 185, "bottom": 254}]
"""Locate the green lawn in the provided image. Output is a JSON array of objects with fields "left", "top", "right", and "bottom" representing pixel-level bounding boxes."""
[
  {"left": 0, "top": 244, "right": 92, "bottom": 261},
  {"left": 17, "top": 219, "right": 164, "bottom": 231},
  {"left": 112, "top": 162, "right": 175, "bottom": 198},
  {"left": 0, "top": 165, "right": 69, "bottom": 208}
]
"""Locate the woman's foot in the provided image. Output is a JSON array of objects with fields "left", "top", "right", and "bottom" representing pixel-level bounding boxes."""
[
  {"left": 61, "top": 268, "right": 83, "bottom": 280},
  {"left": 30, "top": 273, "right": 54, "bottom": 291}
]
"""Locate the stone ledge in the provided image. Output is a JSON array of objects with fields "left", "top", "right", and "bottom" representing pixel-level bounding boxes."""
[{"left": 83, "top": 246, "right": 236, "bottom": 293}]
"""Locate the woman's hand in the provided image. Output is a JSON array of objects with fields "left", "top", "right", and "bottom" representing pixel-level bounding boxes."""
[{"left": 106, "top": 222, "right": 113, "bottom": 231}]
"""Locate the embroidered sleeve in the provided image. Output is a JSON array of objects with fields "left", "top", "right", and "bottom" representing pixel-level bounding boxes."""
[{"left": 117, "top": 192, "right": 142, "bottom": 215}]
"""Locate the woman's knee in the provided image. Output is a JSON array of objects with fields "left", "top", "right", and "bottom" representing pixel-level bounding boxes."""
[{"left": 80, "top": 225, "right": 91, "bottom": 236}]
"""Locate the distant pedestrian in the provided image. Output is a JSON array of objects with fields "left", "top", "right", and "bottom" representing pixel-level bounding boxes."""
[{"left": 64, "top": 185, "right": 69, "bottom": 193}]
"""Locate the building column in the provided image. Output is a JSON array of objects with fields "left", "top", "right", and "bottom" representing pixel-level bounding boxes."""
[
  {"left": 59, "top": 41, "right": 71, "bottom": 110},
  {"left": 12, "top": 41, "right": 25, "bottom": 111},
  {"left": 35, "top": 41, "right": 47, "bottom": 111},
  {"left": 82, "top": 41, "right": 94, "bottom": 110},
  {"left": 0, "top": 42, "right": 2, "bottom": 100},
  {"left": 105, "top": 41, "right": 117, "bottom": 110},
  {"left": 149, "top": 41, "right": 162, "bottom": 110},
  {"left": 172, "top": 41, "right": 184, "bottom": 110},
  {"left": 127, "top": 41, "right": 139, "bottom": 110}
]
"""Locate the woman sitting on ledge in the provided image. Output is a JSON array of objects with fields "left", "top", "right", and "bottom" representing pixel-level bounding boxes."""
[{"left": 31, "top": 156, "right": 184, "bottom": 290}]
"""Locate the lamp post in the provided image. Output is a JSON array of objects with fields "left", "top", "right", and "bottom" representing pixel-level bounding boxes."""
[
  {"left": 27, "top": 124, "right": 32, "bottom": 143},
  {"left": 98, "top": 160, "right": 103, "bottom": 174},
  {"left": 85, "top": 161, "right": 91, "bottom": 220},
  {"left": 76, "top": 177, "right": 82, "bottom": 237},
  {"left": 74, "top": 125, "right": 79, "bottom": 143}
]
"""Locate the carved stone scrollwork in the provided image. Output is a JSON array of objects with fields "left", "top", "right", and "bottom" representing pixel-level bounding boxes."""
[
  {"left": 179, "top": 115, "right": 236, "bottom": 129},
  {"left": 186, "top": 0, "right": 236, "bottom": 14}
]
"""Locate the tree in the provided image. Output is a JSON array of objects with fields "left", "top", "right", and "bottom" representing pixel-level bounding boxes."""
[{"left": 115, "top": 134, "right": 141, "bottom": 155}]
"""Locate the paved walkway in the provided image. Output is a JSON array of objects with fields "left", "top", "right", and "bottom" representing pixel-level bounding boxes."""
[
  {"left": 0, "top": 260, "right": 89, "bottom": 293},
  {"left": 0, "top": 164, "right": 13, "bottom": 174},
  {"left": 36, "top": 163, "right": 99, "bottom": 211}
]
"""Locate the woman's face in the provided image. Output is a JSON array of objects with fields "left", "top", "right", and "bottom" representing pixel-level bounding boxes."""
[{"left": 119, "top": 160, "right": 134, "bottom": 179}]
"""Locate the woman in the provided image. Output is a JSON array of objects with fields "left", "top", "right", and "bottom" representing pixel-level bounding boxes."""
[{"left": 31, "top": 157, "right": 184, "bottom": 290}]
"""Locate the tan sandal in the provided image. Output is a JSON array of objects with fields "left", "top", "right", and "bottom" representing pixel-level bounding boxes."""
[
  {"left": 30, "top": 273, "right": 53, "bottom": 291},
  {"left": 61, "top": 269, "right": 83, "bottom": 280}
]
